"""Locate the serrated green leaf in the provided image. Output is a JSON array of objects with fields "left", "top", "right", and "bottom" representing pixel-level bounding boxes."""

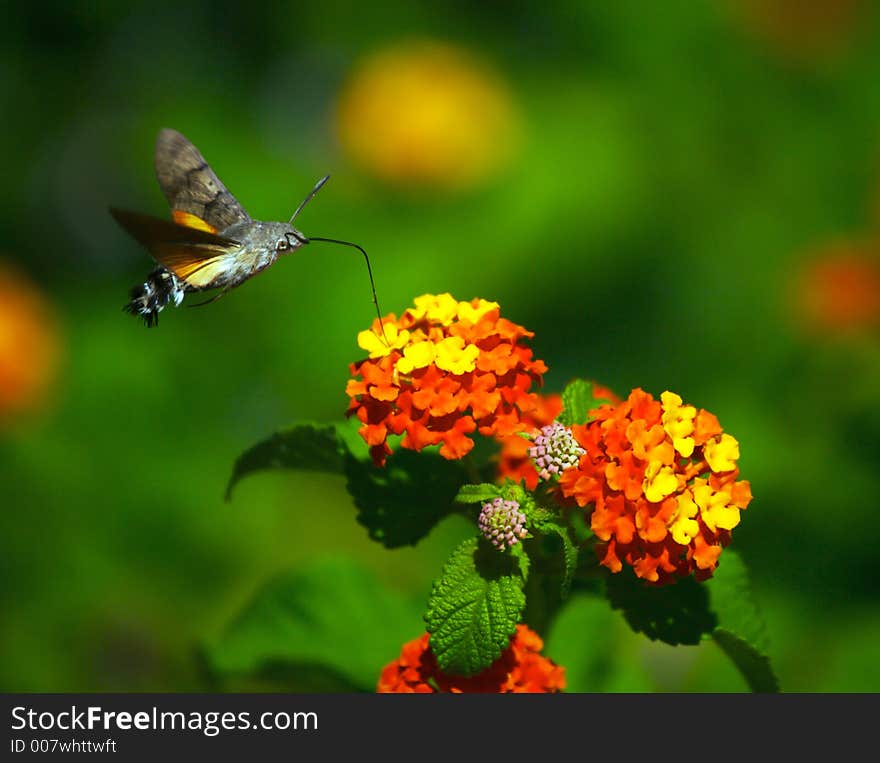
[
  {"left": 425, "top": 537, "right": 527, "bottom": 676},
  {"left": 559, "top": 379, "right": 595, "bottom": 426},
  {"left": 605, "top": 568, "right": 717, "bottom": 645},
  {"left": 226, "top": 422, "right": 346, "bottom": 500},
  {"left": 532, "top": 519, "right": 578, "bottom": 598},
  {"left": 705, "top": 550, "right": 769, "bottom": 652},
  {"left": 345, "top": 449, "right": 467, "bottom": 548},
  {"left": 205, "top": 557, "right": 422, "bottom": 691},
  {"left": 456, "top": 483, "right": 502, "bottom": 504},
  {"left": 705, "top": 550, "right": 779, "bottom": 691},
  {"left": 528, "top": 511, "right": 559, "bottom": 531},
  {"left": 557, "top": 529, "right": 578, "bottom": 598},
  {"left": 510, "top": 542, "right": 531, "bottom": 580},
  {"left": 712, "top": 629, "right": 780, "bottom": 693},
  {"left": 604, "top": 550, "right": 779, "bottom": 692}
]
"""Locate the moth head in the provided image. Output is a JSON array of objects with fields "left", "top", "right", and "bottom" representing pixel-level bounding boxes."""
[{"left": 278, "top": 228, "right": 308, "bottom": 254}]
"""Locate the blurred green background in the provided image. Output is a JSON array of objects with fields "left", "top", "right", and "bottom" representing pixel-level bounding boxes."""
[{"left": 2, "top": 0, "right": 880, "bottom": 692}]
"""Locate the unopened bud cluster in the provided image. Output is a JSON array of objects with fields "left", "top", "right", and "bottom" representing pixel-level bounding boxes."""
[
  {"left": 528, "top": 422, "right": 585, "bottom": 480},
  {"left": 479, "top": 497, "right": 528, "bottom": 550}
]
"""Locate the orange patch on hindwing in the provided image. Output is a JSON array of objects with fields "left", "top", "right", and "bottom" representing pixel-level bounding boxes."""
[{"left": 172, "top": 210, "right": 217, "bottom": 234}]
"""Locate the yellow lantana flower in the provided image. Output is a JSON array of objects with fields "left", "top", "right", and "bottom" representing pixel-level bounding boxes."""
[
  {"left": 694, "top": 481, "right": 740, "bottom": 532},
  {"left": 358, "top": 323, "right": 409, "bottom": 358},
  {"left": 660, "top": 390, "right": 696, "bottom": 457},
  {"left": 434, "top": 336, "right": 479, "bottom": 374},
  {"left": 410, "top": 293, "right": 460, "bottom": 325},
  {"left": 669, "top": 492, "right": 700, "bottom": 545},
  {"left": 643, "top": 461, "right": 679, "bottom": 503},
  {"left": 396, "top": 340, "right": 436, "bottom": 374},
  {"left": 458, "top": 298, "right": 499, "bottom": 324},
  {"left": 704, "top": 433, "right": 740, "bottom": 472}
]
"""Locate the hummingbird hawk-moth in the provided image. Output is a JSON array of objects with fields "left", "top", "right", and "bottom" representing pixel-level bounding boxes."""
[{"left": 110, "top": 128, "right": 384, "bottom": 329}]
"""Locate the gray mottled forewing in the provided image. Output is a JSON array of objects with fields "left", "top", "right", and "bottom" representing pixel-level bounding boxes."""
[{"left": 154, "top": 128, "right": 251, "bottom": 231}]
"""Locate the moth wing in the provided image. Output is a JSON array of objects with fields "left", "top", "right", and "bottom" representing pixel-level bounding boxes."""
[
  {"left": 150, "top": 248, "right": 238, "bottom": 289},
  {"left": 110, "top": 207, "right": 241, "bottom": 289},
  {"left": 154, "top": 128, "right": 252, "bottom": 232}
]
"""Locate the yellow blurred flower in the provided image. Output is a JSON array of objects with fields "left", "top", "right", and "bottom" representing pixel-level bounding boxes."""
[
  {"left": 0, "top": 262, "right": 60, "bottom": 420},
  {"left": 336, "top": 40, "right": 522, "bottom": 189}
]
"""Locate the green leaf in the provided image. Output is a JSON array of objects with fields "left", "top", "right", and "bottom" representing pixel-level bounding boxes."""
[
  {"left": 604, "top": 550, "right": 780, "bottom": 692},
  {"left": 226, "top": 421, "right": 348, "bottom": 500},
  {"left": 559, "top": 379, "right": 595, "bottom": 426},
  {"left": 425, "top": 537, "right": 528, "bottom": 676},
  {"left": 712, "top": 630, "right": 780, "bottom": 693},
  {"left": 705, "top": 550, "right": 779, "bottom": 692},
  {"left": 557, "top": 528, "right": 578, "bottom": 598},
  {"left": 704, "top": 550, "right": 769, "bottom": 651},
  {"left": 604, "top": 568, "right": 717, "bottom": 645},
  {"left": 345, "top": 449, "right": 468, "bottom": 548},
  {"left": 531, "top": 518, "right": 578, "bottom": 598},
  {"left": 205, "top": 557, "right": 422, "bottom": 691},
  {"left": 456, "top": 483, "right": 503, "bottom": 504},
  {"left": 510, "top": 541, "right": 531, "bottom": 580}
]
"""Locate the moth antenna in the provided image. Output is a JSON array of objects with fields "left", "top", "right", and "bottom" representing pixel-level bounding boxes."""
[
  {"left": 306, "top": 236, "right": 388, "bottom": 345},
  {"left": 289, "top": 175, "right": 330, "bottom": 224}
]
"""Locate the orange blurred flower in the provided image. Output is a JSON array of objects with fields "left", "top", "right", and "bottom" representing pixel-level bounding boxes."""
[
  {"left": 336, "top": 40, "right": 521, "bottom": 189},
  {"left": 0, "top": 263, "right": 60, "bottom": 420},
  {"left": 377, "top": 624, "right": 565, "bottom": 693},
  {"left": 347, "top": 294, "right": 548, "bottom": 466},
  {"left": 559, "top": 389, "right": 752, "bottom": 585},
  {"left": 724, "top": 0, "right": 865, "bottom": 64},
  {"left": 794, "top": 243, "right": 880, "bottom": 333}
]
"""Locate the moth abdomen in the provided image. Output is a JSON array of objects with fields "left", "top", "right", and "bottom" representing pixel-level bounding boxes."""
[{"left": 124, "top": 267, "right": 185, "bottom": 328}]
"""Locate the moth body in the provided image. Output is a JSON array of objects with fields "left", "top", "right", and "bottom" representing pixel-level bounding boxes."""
[
  {"left": 126, "top": 269, "right": 186, "bottom": 327},
  {"left": 112, "top": 129, "right": 312, "bottom": 327},
  {"left": 112, "top": 128, "right": 382, "bottom": 332},
  {"left": 210, "top": 220, "right": 307, "bottom": 290}
]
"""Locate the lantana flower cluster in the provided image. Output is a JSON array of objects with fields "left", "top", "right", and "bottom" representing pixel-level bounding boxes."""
[
  {"left": 377, "top": 625, "right": 565, "bottom": 693},
  {"left": 559, "top": 389, "right": 753, "bottom": 584},
  {"left": 346, "top": 293, "right": 548, "bottom": 466}
]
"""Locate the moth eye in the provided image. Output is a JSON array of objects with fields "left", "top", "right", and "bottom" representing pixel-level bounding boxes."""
[{"left": 276, "top": 238, "right": 289, "bottom": 252}]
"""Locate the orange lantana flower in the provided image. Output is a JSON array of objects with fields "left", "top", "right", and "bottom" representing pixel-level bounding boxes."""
[
  {"left": 558, "top": 389, "right": 752, "bottom": 584},
  {"left": 377, "top": 624, "right": 565, "bottom": 693},
  {"left": 347, "top": 294, "right": 548, "bottom": 466}
]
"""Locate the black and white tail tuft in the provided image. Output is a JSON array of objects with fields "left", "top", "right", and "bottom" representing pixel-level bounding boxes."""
[{"left": 124, "top": 268, "right": 185, "bottom": 327}]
